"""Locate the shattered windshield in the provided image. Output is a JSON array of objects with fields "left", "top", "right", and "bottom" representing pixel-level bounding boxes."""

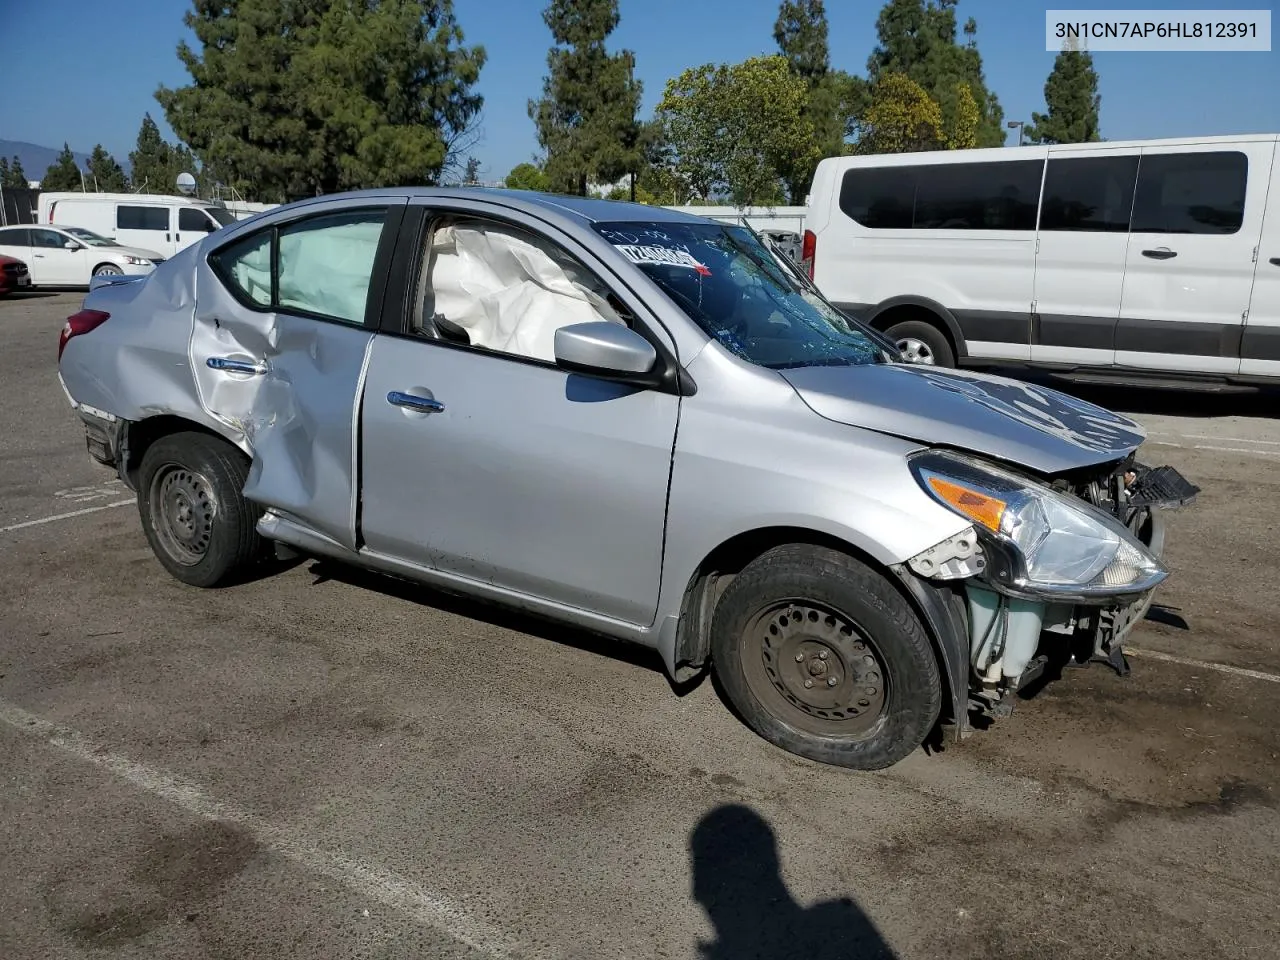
[{"left": 594, "top": 220, "right": 887, "bottom": 369}]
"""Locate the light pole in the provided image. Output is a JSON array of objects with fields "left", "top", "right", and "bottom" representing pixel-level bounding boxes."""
[{"left": 1007, "top": 120, "right": 1025, "bottom": 147}]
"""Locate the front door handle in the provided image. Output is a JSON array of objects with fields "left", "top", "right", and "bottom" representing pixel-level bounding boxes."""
[
  {"left": 1142, "top": 248, "right": 1177, "bottom": 260},
  {"left": 387, "top": 391, "right": 445, "bottom": 413},
  {"left": 207, "top": 356, "right": 266, "bottom": 375}
]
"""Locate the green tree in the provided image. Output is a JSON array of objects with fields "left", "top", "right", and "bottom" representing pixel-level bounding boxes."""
[
  {"left": 528, "top": 0, "right": 644, "bottom": 196},
  {"left": 463, "top": 156, "right": 482, "bottom": 183},
  {"left": 945, "top": 80, "right": 979, "bottom": 148},
  {"left": 129, "top": 114, "right": 175, "bottom": 193},
  {"left": 87, "top": 145, "right": 130, "bottom": 192},
  {"left": 6, "top": 157, "right": 27, "bottom": 188},
  {"left": 157, "top": 0, "right": 486, "bottom": 202},
  {"left": 41, "top": 144, "right": 84, "bottom": 191},
  {"left": 504, "top": 162, "right": 550, "bottom": 191},
  {"left": 867, "top": 0, "right": 1004, "bottom": 148},
  {"left": 773, "top": 0, "right": 867, "bottom": 201},
  {"left": 1024, "top": 49, "right": 1101, "bottom": 144},
  {"left": 657, "top": 55, "right": 815, "bottom": 207},
  {"left": 854, "top": 72, "right": 945, "bottom": 154}
]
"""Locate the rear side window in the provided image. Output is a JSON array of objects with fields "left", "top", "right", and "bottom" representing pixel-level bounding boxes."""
[
  {"left": 117, "top": 205, "right": 169, "bottom": 231},
  {"left": 1040, "top": 155, "right": 1138, "bottom": 232},
  {"left": 1131, "top": 151, "right": 1247, "bottom": 235},
  {"left": 839, "top": 159, "right": 1043, "bottom": 230},
  {"left": 208, "top": 208, "right": 388, "bottom": 324},
  {"left": 179, "top": 207, "right": 216, "bottom": 232},
  {"left": 0, "top": 228, "right": 31, "bottom": 245}
]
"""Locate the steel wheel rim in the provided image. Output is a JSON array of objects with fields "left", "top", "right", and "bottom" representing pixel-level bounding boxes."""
[
  {"left": 96, "top": 264, "right": 122, "bottom": 276},
  {"left": 897, "top": 337, "right": 935, "bottom": 364},
  {"left": 148, "top": 463, "right": 217, "bottom": 566},
  {"left": 740, "top": 600, "right": 890, "bottom": 739}
]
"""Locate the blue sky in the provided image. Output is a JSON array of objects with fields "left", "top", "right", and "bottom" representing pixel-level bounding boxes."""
[{"left": 1, "top": 0, "right": 1276, "bottom": 185}]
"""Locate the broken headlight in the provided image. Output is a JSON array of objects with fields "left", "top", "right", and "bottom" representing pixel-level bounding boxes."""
[{"left": 908, "top": 450, "right": 1167, "bottom": 602}]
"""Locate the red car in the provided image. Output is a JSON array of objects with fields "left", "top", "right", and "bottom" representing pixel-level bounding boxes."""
[{"left": 0, "top": 253, "right": 31, "bottom": 295}]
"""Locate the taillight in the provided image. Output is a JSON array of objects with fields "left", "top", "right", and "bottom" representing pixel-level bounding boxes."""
[
  {"left": 58, "top": 309, "right": 110, "bottom": 362},
  {"left": 801, "top": 229, "right": 816, "bottom": 281}
]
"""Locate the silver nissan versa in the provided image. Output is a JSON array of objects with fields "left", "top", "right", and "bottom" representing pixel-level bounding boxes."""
[{"left": 56, "top": 188, "right": 1199, "bottom": 770}]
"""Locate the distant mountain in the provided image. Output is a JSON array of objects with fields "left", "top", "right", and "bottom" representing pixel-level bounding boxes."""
[{"left": 0, "top": 139, "right": 131, "bottom": 183}]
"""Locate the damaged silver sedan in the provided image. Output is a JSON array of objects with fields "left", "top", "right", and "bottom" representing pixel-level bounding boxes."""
[{"left": 56, "top": 188, "right": 1198, "bottom": 770}]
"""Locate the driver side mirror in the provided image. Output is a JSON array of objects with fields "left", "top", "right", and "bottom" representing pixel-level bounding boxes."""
[
  {"left": 63, "top": 240, "right": 79, "bottom": 250},
  {"left": 554, "top": 321, "right": 657, "bottom": 377}
]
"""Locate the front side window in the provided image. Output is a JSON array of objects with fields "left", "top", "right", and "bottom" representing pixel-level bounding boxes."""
[
  {"left": 180, "top": 207, "right": 217, "bottom": 233},
  {"left": 117, "top": 205, "right": 170, "bottom": 231},
  {"left": 414, "top": 215, "right": 628, "bottom": 363},
  {"left": 595, "top": 220, "right": 887, "bottom": 369},
  {"left": 1131, "top": 151, "right": 1247, "bottom": 235},
  {"left": 1040, "top": 155, "right": 1139, "bottom": 232},
  {"left": 31, "top": 229, "right": 67, "bottom": 249}
]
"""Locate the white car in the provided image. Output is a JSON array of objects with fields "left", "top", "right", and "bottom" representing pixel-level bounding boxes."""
[{"left": 0, "top": 224, "right": 164, "bottom": 287}]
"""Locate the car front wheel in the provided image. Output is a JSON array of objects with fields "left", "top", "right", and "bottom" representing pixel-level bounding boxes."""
[
  {"left": 137, "top": 431, "right": 264, "bottom": 587},
  {"left": 710, "top": 544, "right": 942, "bottom": 771}
]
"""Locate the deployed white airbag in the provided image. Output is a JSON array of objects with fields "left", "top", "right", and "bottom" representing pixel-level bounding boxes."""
[
  {"left": 278, "top": 216, "right": 384, "bottom": 325},
  {"left": 426, "top": 221, "right": 624, "bottom": 361}
]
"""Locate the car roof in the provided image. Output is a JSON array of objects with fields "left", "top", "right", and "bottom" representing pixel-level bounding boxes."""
[{"left": 270, "top": 187, "right": 716, "bottom": 227}]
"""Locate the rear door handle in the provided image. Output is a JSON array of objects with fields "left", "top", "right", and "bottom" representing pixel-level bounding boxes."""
[
  {"left": 207, "top": 356, "right": 266, "bottom": 375},
  {"left": 387, "top": 391, "right": 445, "bottom": 413},
  {"left": 1142, "top": 248, "right": 1177, "bottom": 260}
]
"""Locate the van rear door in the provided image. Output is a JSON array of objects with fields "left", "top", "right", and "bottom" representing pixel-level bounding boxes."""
[
  {"left": 1240, "top": 140, "right": 1280, "bottom": 378},
  {"left": 1116, "top": 141, "right": 1272, "bottom": 375}
]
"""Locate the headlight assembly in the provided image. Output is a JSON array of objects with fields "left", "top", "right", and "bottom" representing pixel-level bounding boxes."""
[
  {"left": 122, "top": 256, "right": 152, "bottom": 266},
  {"left": 909, "top": 450, "right": 1167, "bottom": 602}
]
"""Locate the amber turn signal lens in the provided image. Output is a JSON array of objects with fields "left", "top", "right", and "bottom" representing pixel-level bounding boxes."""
[{"left": 925, "top": 476, "right": 1007, "bottom": 533}]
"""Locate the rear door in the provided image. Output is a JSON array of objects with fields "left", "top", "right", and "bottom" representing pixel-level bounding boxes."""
[
  {"left": 1116, "top": 142, "right": 1271, "bottom": 374},
  {"left": 1031, "top": 149, "right": 1140, "bottom": 367},
  {"left": 115, "top": 202, "right": 174, "bottom": 256},
  {"left": 1240, "top": 140, "right": 1280, "bottom": 377},
  {"left": 194, "top": 197, "right": 407, "bottom": 548}
]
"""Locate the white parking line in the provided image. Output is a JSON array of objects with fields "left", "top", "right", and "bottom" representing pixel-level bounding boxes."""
[
  {"left": 0, "top": 499, "right": 135, "bottom": 534},
  {"left": 1126, "top": 647, "right": 1280, "bottom": 684},
  {"left": 0, "top": 699, "right": 517, "bottom": 959},
  {"left": 1146, "top": 440, "right": 1280, "bottom": 459}
]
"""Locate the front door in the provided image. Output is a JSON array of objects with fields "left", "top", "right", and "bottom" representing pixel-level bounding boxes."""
[
  {"left": 1116, "top": 141, "right": 1273, "bottom": 374},
  {"left": 359, "top": 206, "right": 680, "bottom": 626},
  {"left": 27, "top": 228, "right": 86, "bottom": 285},
  {"left": 193, "top": 199, "right": 405, "bottom": 548}
]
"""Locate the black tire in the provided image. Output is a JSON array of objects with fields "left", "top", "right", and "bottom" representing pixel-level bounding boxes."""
[
  {"left": 93, "top": 263, "right": 123, "bottom": 277},
  {"left": 710, "top": 544, "right": 942, "bottom": 771},
  {"left": 883, "top": 318, "right": 955, "bottom": 368},
  {"left": 136, "top": 431, "right": 264, "bottom": 588}
]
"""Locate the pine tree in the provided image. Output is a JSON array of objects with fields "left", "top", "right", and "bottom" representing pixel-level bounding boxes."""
[
  {"left": 41, "top": 144, "right": 84, "bottom": 191},
  {"left": 157, "top": 0, "right": 486, "bottom": 201},
  {"left": 773, "top": 0, "right": 866, "bottom": 201},
  {"left": 129, "top": 114, "right": 175, "bottom": 193},
  {"left": 4, "top": 156, "right": 28, "bottom": 188},
  {"left": 87, "top": 145, "right": 130, "bottom": 192},
  {"left": 1024, "top": 50, "right": 1101, "bottom": 144},
  {"left": 528, "top": 0, "right": 644, "bottom": 196},
  {"left": 867, "top": 0, "right": 1005, "bottom": 148}
]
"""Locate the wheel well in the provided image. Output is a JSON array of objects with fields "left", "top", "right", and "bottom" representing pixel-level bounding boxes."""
[
  {"left": 869, "top": 305, "right": 957, "bottom": 357},
  {"left": 672, "top": 527, "right": 956, "bottom": 720},
  {"left": 120, "top": 416, "right": 234, "bottom": 487},
  {"left": 93, "top": 262, "right": 120, "bottom": 275}
]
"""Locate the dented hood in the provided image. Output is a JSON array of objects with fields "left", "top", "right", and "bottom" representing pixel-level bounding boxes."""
[{"left": 780, "top": 362, "right": 1146, "bottom": 475}]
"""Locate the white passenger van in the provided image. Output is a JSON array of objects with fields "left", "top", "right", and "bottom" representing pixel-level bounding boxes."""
[
  {"left": 38, "top": 192, "right": 238, "bottom": 259},
  {"left": 803, "top": 134, "right": 1280, "bottom": 386}
]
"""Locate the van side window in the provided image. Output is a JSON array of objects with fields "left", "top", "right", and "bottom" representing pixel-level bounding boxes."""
[
  {"left": 1131, "top": 151, "right": 1247, "bottom": 235},
  {"left": 117, "top": 206, "right": 169, "bottom": 231},
  {"left": 179, "top": 207, "right": 216, "bottom": 233},
  {"left": 1040, "top": 155, "right": 1138, "bottom": 232},
  {"left": 839, "top": 160, "right": 1042, "bottom": 231}
]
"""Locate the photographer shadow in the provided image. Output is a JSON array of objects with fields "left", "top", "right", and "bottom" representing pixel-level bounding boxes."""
[{"left": 690, "top": 804, "right": 898, "bottom": 960}]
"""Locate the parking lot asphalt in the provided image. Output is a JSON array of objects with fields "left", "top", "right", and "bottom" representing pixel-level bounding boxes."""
[{"left": 2, "top": 291, "right": 1277, "bottom": 960}]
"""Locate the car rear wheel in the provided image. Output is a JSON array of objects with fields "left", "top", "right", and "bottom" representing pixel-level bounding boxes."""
[
  {"left": 93, "top": 263, "right": 123, "bottom": 277},
  {"left": 137, "top": 432, "right": 264, "bottom": 588},
  {"left": 710, "top": 544, "right": 942, "bottom": 771},
  {"left": 883, "top": 319, "right": 954, "bottom": 367}
]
